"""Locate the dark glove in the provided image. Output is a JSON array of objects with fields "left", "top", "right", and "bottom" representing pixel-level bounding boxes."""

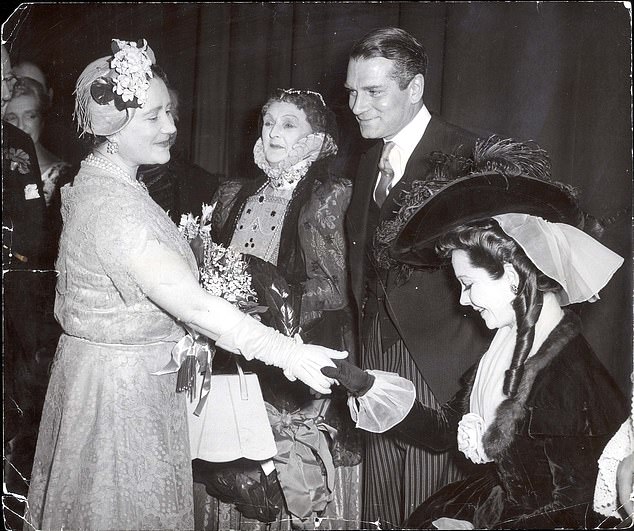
[
  {"left": 321, "top": 358, "right": 375, "bottom": 397},
  {"left": 193, "top": 460, "right": 283, "bottom": 523}
]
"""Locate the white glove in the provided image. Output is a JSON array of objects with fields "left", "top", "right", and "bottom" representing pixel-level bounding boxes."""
[{"left": 216, "top": 314, "right": 348, "bottom": 394}]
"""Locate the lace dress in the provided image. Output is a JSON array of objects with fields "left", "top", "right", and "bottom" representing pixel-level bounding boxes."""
[{"left": 25, "top": 163, "right": 198, "bottom": 531}]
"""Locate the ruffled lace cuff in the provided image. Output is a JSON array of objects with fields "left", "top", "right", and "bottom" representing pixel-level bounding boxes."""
[
  {"left": 457, "top": 413, "right": 493, "bottom": 464},
  {"left": 347, "top": 370, "right": 416, "bottom": 433},
  {"left": 593, "top": 419, "right": 634, "bottom": 518}
]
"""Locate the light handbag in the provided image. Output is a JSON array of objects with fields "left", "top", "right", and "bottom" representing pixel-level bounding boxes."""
[{"left": 186, "top": 357, "right": 278, "bottom": 462}]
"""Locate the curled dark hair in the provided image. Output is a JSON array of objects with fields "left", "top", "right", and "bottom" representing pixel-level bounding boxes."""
[
  {"left": 11, "top": 76, "right": 51, "bottom": 116},
  {"left": 350, "top": 27, "right": 428, "bottom": 89},
  {"left": 261, "top": 88, "right": 338, "bottom": 145},
  {"left": 437, "top": 219, "right": 561, "bottom": 397}
]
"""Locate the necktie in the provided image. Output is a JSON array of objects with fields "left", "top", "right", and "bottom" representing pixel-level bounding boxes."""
[{"left": 375, "top": 141, "right": 395, "bottom": 208}]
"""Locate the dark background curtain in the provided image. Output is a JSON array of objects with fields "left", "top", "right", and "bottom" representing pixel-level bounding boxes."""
[{"left": 3, "top": 2, "right": 631, "bottom": 394}]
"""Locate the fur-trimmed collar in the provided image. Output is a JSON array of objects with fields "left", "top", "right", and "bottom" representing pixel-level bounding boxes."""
[{"left": 459, "top": 310, "right": 582, "bottom": 460}]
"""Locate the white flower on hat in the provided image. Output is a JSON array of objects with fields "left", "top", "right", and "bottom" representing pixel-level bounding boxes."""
[{"left": 110, "top": 39, "right": 154, "bottom": 106}]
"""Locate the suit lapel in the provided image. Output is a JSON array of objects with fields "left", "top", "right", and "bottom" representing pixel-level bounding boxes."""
[{"left": 347, "top": 142, "right": 382, "bottom": 306}]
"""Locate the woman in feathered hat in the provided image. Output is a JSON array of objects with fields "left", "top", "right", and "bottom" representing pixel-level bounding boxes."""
[
  {"left": 24, "top": 39, "right": 347, "bottom": 531},
  {"left": 322, "top": 138, "right": 628, "bottom": 529}
]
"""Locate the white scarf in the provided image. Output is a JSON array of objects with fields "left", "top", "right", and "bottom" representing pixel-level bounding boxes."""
[{"left": 458, "top": 292, "right": 564, "bottom": 463}]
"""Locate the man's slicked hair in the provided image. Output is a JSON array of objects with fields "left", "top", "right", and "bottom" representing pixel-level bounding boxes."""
[{"left": 350, "top": 27, "right": 428, "bottom": 89}]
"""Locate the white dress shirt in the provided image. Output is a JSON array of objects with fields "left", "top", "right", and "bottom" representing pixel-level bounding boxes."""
[{"left": 373, "top": 104, "right": 432, "bottom": 203}]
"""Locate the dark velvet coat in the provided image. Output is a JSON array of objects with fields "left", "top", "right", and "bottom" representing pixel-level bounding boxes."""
[
  {"left": 212, "top": 157, "right": 353, "bottom": 352},
  {"left": 346, "top": 114, "right": 490, "bottom": 403},
  {"left": 210, "top": 156, "right": 361, "bottom": 463},
  {"left": 396, "top": 311, "right": 628, "bottom": 529}
]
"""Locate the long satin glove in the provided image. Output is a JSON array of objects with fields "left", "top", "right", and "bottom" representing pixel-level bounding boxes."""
[{"left": 216, "top": 314, "right": 348, "bottom": 394}]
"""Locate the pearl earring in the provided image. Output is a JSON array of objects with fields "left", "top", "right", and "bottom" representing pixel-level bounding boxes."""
[
  {"left": 106, "top": 139, "right": 119, "bottom": 154},
  {"left": 511, "top": 284, "right": 519, "bottom": 295}
]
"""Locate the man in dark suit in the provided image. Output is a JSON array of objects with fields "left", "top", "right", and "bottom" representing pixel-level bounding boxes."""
[
  {"left": 2, "top": 43, "right": 49, "bottom": 530},
  {"left": 344, "top": 28, "right": 490, "bottom": 528},
  {"left": 2, "top": 45, "right": 47, "bottom": 268}
]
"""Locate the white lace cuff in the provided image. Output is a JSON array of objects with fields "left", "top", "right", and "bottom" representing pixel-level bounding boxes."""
[
  {"left": 457, "top": 413, "right": 493, "bottom": 464},
  {"left": 347, "top": 370, "right": 416, "bottom": 433},
  {"left": 593, "top": 419, "right": 634, "bottom": 518}
]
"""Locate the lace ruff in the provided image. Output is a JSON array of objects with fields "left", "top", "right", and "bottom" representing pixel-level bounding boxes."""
[
  {"left": 594, "top": 417, "right": 634, "bottom": 518},
  {"left": 252, "top": 133, "right": 338, "bottom": 189}
]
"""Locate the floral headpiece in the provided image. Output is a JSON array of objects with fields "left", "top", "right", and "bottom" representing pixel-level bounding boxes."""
[
  {"left": 74, "top": 38, "right": 156, "bottom": 137},
  {"left": 92, "top": 39, "right": 155, "bottom": 109}
]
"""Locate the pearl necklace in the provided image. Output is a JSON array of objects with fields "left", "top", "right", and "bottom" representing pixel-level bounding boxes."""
[{"left": 83, "top": 153, "right": 147, "bottom": 193}]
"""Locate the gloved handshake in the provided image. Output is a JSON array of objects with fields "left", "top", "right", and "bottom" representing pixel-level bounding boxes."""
[{"left": 321, "top": 359, "right": 375, "bottom": 397}]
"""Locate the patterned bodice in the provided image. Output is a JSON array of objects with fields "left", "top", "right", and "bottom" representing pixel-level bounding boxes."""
[{"left": 54, "top": 164, "right": 198, "bottom": 344}]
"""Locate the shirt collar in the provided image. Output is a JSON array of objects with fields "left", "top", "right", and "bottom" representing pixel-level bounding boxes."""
[
  {"left": 387, "top": 104, "right": 431, "bottom": 157},
  {"left": 373, "top": 104, "right": 432, "bottom": 203}
]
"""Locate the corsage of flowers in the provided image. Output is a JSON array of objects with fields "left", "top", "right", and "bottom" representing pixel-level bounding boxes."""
[
  {"left": 90, "top": 39, "right": 154, "bottom": 111},
  {"left": 457, "top": 412, "right": 493, "bottom": 464},
  {"left": 158, "top": 203, "right": 265, "bottom": 414},
  {"left": 4, "top": 147, "right": 31, "bottom": 174}
]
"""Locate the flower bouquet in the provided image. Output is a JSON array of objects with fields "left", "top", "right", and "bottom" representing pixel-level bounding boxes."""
[
  {"left": 176, "top": 203, "right": 265, "bottom": 403},
  {"left": 179, "top": 205, "right": 288, "bottom": 522},
  {"left": 178, "top": 204, "right": 260, "bottom": 312}
]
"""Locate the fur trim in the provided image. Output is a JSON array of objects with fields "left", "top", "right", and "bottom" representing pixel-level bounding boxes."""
[{"left": 477, "top": 310, "right": 582, "bottom": 459}]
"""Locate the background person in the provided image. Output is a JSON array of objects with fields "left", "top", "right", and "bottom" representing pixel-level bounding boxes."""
[
  {"left": 2, "top": 42, "right": 48, "bottom": 531},
  {"left": 4, "top": 76, "right": 73, "bottom": 209},
  {"left": 24, "top": 38, "right": 346, "bottom": 531},
  {"left": 4, "top": 75, "right": 75, "bottom": 271},
  {"left": 12, "top": 57, "right": 86, "bottom": 173},
  {"left": 13, "top": 60, "right": 53, "bottom": 101}
]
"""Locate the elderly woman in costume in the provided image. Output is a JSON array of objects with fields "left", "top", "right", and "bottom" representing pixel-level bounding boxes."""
[
  {"left": 211, "top": 88, "right": 353, "bottom": 354},
  {"left": 323, "top": 138, "right": 628, "bottom": 529},
  {"left": 24, "top": 39, "right": 346, "bottom": 531},
  {"left": 191, "top": 88, "right": 359, "bottom": 527}
]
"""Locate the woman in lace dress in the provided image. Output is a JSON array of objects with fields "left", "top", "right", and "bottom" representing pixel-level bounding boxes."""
[
  {"left": 24, "top": 39, "right": 346, "bottom": 531},
  {"left": 193, "top": 89, "right": 360, "bottom": 529},
  {"left": 322, "top": 142, "right": 629, "bottom": 529}
]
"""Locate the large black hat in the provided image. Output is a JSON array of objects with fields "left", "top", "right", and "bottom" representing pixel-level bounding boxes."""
[{"left": 391, "top": 166, "right": 581, "bottom": 267}]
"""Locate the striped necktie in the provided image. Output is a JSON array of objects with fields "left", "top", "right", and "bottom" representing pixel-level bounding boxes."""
[{"left": 375, "top": 141, "right": 395, "bottom": 208}]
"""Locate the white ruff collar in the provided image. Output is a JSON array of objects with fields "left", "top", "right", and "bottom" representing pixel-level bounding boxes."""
[{"left": 253, "top": 133, "right": 338, "bottom": 190}]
